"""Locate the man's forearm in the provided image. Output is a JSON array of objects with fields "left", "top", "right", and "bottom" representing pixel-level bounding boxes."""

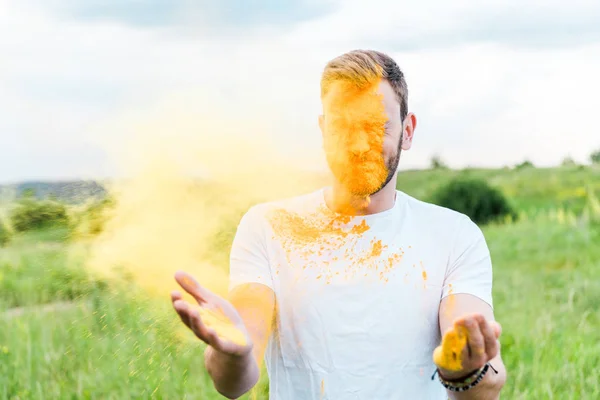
[
  {"left": 444, "top": 363, "right": 507, "bottom": 400},
  {"left": 204, "top": 346, "right": 259, "bottom": 399}
]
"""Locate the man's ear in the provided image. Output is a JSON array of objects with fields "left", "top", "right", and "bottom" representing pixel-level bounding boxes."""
[
  {"left": 318, "top": 114, "right": 325, "bottom": 137},
  {"left": 401, "top": 113, "right": 417, "bottom": 151}
]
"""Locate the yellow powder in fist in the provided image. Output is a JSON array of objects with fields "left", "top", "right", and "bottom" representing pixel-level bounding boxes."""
[
  {"left": 197, "top": 307, "right": 248, "bottom": 347},
  {"left": 433, "top": 325, "right": 468, "bottom": 371}
]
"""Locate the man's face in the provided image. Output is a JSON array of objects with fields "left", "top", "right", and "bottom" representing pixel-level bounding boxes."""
[{"left": 320, "top": 79, "right": 405, "bottom": 197}]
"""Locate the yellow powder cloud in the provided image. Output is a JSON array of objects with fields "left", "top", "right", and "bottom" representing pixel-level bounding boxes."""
[{"left": 85, "top": 91, "right": 328, "bottom": 301}]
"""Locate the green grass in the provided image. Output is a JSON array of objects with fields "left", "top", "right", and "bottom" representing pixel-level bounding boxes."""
[
  {"left": 0, "top": 247, "right": 269, "bottom": 399},
  {"left": 0, "top": 228, "right": 101, "bottom": 309},
  {"left": 1, "top": 166, "right": 600, "bottom": 399},
  {"left": 0, "top": 293, "right": 228, "bottom": 399},
  {"left": 487, "top": 218, "right": 600, "bottom": 398}
]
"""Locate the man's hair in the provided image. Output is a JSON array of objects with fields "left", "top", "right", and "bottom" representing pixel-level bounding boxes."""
[{"left": 320, "top": 49, "right": 408, "bottom": 121}]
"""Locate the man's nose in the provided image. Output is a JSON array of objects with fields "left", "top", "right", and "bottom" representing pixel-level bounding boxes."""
[{"left": 349, "top": 133, "right": 370, "bottom": 156}]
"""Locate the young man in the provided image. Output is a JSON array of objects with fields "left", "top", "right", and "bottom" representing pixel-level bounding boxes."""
[{"left": 171, "top": 49, "right": 507, "bottom": 399}]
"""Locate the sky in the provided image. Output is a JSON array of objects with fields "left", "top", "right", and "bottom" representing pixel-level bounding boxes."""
[{"left": 1, "top": 0, "right": 600, "bottom": 183}]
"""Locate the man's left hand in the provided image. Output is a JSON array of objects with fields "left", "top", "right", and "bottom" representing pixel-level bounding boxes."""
[{"left": 434, "top": 313, "right": 502, "bottom": 380}]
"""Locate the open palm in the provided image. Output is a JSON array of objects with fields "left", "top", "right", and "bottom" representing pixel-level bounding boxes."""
[{"left": 171, "top": 270, "right": 253, "bottom": 357}]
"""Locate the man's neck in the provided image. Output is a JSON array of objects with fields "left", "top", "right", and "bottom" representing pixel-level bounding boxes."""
[{"left": 325, "top": 175, "right": 398, "bottom": 216}]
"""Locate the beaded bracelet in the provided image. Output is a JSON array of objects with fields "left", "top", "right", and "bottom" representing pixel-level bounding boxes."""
[{"left": 432, "top": 363, "right": 498, "bottom": 392}]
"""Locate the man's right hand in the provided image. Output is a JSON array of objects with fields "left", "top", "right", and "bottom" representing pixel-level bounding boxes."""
[
  {"left": 171, "top": 271, "right": 274, "bottom": 399},
  {"left": 171, "top": 270, "right": 253, "bottom": 358}
]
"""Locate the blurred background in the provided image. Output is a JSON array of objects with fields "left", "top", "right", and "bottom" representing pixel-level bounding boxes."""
[{"left": 1, "top": 0, "right": 599, "bottom": 399}]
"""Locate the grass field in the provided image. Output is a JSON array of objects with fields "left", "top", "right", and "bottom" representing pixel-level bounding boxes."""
[{"left": 1, "top": 165, "right": 600, "bottom": 399}]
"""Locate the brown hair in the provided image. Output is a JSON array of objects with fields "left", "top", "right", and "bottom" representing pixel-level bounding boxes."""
[{"left": 320, "top": 49, "right": 408, "bottom": 120}]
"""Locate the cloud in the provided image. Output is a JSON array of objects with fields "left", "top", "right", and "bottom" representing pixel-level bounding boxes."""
[
  {"left": 0, "top": 0, "right": 599, "bottom": 182},
  {"left": 284, "top": 0, "right": 600, "bottom": 51},
  {"left": 26, "top": 0, "right": 336, "bottom": 35}
]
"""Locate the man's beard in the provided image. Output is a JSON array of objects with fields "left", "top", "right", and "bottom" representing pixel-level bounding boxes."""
[
  {"left": 327, "top": 141, "right": 402, "bottom": 197},
  {"left": 371, "top": 131, "right": 403, "bottom": 195},
  {"left": 370, "top": 145, "right": 401, "bottom": 196}
]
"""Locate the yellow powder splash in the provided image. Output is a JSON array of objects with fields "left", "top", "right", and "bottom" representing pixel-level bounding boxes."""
[
  {"left": 371, "top": 240, "right": 384, "bottom": 257},
  {"left": 263, "top": 75, "right": 403, "bottom": 284},
  {"left": 433, "top": 325, "right": 468, "bottom": 371},
  {"left": 444, "top": 283, "right": 456, "bottom": 320},
  {"left": 267, "top": 206, "right": 403, "bottom": 284},
  {"left": 197, "top": 307, "right": 247, "bottom": 347},
  {"left": 84, "top": 94, "right": 327, "bottom": 304},
  {"left": 80, "top": 68, "right": 397, "bottom": 350},
  {"left": 420, "top": 261, "right": 428, "bottom": 281},
  {"left": 435, "top": 283, "right": 464, "bottom": 371},
  {"left": 321, "top": 77, "right": 388, "bottom": 207}
]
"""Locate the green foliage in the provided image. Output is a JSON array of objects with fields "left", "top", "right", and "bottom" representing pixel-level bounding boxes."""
[
  {"left": 515, "top": 160, "right": 534, "bottom": 170},
  {"left": 9, "top": 198, "right": 70, "bottom": 232},
  {"left": 583, "top": 185, "right": 600, "bottom": 224},
  {"left": 430, "top": 154, "right": 448, "bottom": 169},
  {"left": 561, "top": 156, "right": 577, "bottom": 167},
  {"left": 396, "top": 165, "right": 600, "bottom": 216},
  {"left": 0, "top": 228, "right": 103, "bottom": 308},
  {"left": 21, "top": 188, "right": 36, "bottom": 199},
  {"left": 591, "top": 149, "right": 600, "bottom": 164},
  {"left": 71, "top": 196, "right": 115, "bottom": 238},
  {"left": 431, "top": 177, "right": 516, "bottom": 225},
  {"left": 0, "top": 180, "right": 107, "bottom": 203},
  {"left": 0, "top": 218, "right": 11, "bottom": 247}
]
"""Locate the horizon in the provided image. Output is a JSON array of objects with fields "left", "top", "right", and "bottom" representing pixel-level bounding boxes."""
[{"left": 1, "top": 161, "right": 597, "bottom": 187}]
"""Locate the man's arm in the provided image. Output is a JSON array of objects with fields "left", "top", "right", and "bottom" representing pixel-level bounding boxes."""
[
  {"left": 437, "top": 293, "right": 507, "bottom": 400},
  {"left": 204, "top": 283, "right": 275, "bottom": 399}
]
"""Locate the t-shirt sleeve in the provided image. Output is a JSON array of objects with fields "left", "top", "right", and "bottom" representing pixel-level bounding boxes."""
[
  {"left": 441, "top": 215, "right": 494, "bottom": 309},
  {"left": 228, "top": 205, "right": 274, "bottom": 292}
]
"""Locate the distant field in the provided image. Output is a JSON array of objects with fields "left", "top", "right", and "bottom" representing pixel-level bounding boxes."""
[
  {"left": 1, "top": 165, "right": 599, "bottom": 399},
  {"left": 396, "top": 164, "right": 600, "bottom": 215},
  {"left": 2, "top": 164, "right": 599, "bottom": 212}
]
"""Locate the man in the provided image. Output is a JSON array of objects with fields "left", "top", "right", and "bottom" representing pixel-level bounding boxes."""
[{"left": 171, "top": 49, "right": 507, "bottom": 399}]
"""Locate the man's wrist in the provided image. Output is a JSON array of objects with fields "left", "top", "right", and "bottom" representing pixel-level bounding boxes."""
[
  {"left": 204, "top": 345, "right": 259, "bottom": 398},
  {"left": 437, "top": 366, "right": 481, "bottom": 382},
  {"left": 433, "top": 363, "right": 500, "bottom": 393},
  {"left": 205, "top": 345, "right": 254, "bottom": 367},
  {"left": 433, "top": 364, "right": 490, "bottom": 393}
]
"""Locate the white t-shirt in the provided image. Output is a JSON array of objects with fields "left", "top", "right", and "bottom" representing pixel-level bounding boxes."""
[{"left": 229, "top": 188, "right": 494, "bottom": 400}]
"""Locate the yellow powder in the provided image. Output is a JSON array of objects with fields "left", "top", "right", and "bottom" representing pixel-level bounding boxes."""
[
  {"left": 197, "top": 307, "right": 247, "bottom": 347},
  {"left": 433, "top": 325, "right": 468, "bottom": 371},
  {"left": 268, "top": 204, "right": 403, "bottom": 283},
  {"left": 350, "top": 220, "right": 370, "bottom": 235},
  {"left": 371, "top": 240, "right": 384, "bottom": 257},
  {"left": 321, "top": 78, "right": 388, "bottom": 200},
  {"left": 444, "top": 283, "right": 456, "bottom": 320},
  {"left": 268, "top": 208, "right": 356, "bottom": 247},
  {"left": 76, "top": 88, "right": 333, "bottom": 301}
]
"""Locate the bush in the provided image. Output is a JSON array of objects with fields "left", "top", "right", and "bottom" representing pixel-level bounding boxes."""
[
  {"left": 561, "top": 157, "right": 577, "bottom": 167},
  {"left": 515, "top": 160, "right": 534, "bottom": 170},
  {"left": 71, "top": 197, "right": 115, "bottom": 238},
  {"left": 430, "top": 154, "right": 448, "bottom": 170},
  {"left": 10, "top": 198, "right": 70, "bottom": 232},
  {"left": 0, "top": 219, "right": 11, "bottom": 246},
  {"left": 591, "top": 150, "right": 600, "bottom": 164},
  {"left": 431, "top": 178, "right": 517, "bottom": 225}
]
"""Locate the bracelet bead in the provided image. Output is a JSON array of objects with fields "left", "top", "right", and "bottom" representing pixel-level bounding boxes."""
[{"left": 432, "top": 363, "right": 496, "bottom": 392}]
